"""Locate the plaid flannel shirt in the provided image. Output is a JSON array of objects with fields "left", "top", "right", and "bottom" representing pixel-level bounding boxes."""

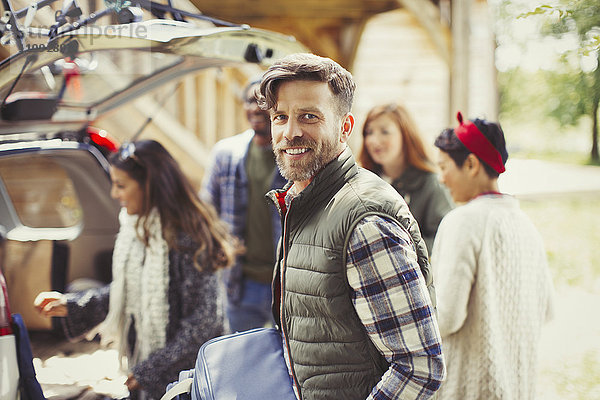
[{"left": 347, "top": 215, "right": 445, "bottom": 399}]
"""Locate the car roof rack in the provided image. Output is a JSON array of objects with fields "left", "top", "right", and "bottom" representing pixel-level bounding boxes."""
[{"left": 1, "top": 0, "right": 244, "bottom": 54}]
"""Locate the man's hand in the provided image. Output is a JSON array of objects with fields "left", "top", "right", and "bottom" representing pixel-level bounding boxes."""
[{"left": 33, "top": 291, "right": 68, "bottom": 317}]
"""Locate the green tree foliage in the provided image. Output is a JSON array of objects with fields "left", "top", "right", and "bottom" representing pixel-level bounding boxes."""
[
  {"left": 498, "top": 68, "right": 549, "bottom": 120},
  {"left": 519, "top": 0, "right": 600, "bottom": 162}
]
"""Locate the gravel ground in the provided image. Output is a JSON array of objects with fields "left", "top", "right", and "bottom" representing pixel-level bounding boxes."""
[
  {"left": 29, "top": 288, "right": 600, "bottom": 400},
  {"left": 535, "top": 286, "right": 600, "bottom": 400},
  {"left": 28, "top": 159, "right": 600, "bottom": 399},
  {"left": 30, "top": 332, "right": 128, "bottom": 400}
]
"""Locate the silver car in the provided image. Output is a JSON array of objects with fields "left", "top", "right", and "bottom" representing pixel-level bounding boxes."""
[{"left": 0, "top": 6, "right": 305, "bottom": 397}]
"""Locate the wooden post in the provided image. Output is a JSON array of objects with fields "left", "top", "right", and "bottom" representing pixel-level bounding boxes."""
[
  {"left": 450, "top": 0, "right": 471, "bottom": 121},
  {"left": 181, "top": 76, "right": 197, "bottom": 132},
  {"left": 198, "top": 69, "right": 218, "bottom": 148}
]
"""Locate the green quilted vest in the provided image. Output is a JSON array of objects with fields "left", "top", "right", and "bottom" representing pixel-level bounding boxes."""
[{"left": 267, "top": 147, "right": 434, "bottom": 400}]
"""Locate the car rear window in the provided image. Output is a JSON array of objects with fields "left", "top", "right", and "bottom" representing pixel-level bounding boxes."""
[
  {"left": 0, "top": 156, "right": 82, "bottom": 228},
  {"left": 0, "top": 50, "right": 184, "bottom": 109}
]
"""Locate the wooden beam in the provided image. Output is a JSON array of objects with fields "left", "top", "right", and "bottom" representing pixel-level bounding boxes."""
[
  {"left": 396, "top": 0, "right": 451, "bottom": 65},
  {"left": 248, "top": 18, "right": 368, "bottom": 68},
  {"left": 342, "top": 19, "right": 369, "bottom": 71},
  {"left": 190, "top": 0, "right": 398, "bottom": 20},
  {"left": 298, "top": 24, "right": 344, "bottom": 63}
]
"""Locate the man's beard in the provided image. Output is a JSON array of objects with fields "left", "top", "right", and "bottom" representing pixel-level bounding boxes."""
[{"left": 274, "top": 135, "right": 340, "bottom": 183}]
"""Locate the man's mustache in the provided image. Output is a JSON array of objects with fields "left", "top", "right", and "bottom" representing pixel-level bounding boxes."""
[{"left": 274, "top": 137, "right": 317, "bottom": 151}]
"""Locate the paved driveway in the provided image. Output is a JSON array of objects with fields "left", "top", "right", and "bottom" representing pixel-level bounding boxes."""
[
  {"left": 499, "top": 158, "right": 600, "bottom": 198},
  {"left": 30, "top": 332, "right": 128, "bottom": 400},
  {"left": 29, "top": 158, "right": 600, "bottom": 400}
]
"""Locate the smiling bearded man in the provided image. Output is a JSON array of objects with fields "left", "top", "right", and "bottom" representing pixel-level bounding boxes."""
[
  {"left": 270, "top": 79, "right": 342, "bottom": 186},
  {"left": 257, "top": 53, "right": 445, "bottom": 400}
]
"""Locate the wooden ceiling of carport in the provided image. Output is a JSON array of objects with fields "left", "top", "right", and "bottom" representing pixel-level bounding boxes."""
[{"left": 188, "top": 0, "right": 446, "bottom": 69}]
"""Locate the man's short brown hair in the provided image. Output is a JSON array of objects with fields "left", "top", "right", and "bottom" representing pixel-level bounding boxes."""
[{"left": 258, "top": 53, "right": 355, "bottom": 116}]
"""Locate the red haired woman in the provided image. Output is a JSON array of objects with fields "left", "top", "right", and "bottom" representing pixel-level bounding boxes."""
[{"left": 359, "top": 103, "right": 453, "bottom": 253}]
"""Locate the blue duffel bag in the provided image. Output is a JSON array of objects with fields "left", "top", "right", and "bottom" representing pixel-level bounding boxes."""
[{"left": 161, "top": 327, "right": 296, "bottom": 400}]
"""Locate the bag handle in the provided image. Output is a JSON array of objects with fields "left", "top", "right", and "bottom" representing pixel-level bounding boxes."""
[{"left": 159, "top": 377, "right": 193, "bottom": 400}]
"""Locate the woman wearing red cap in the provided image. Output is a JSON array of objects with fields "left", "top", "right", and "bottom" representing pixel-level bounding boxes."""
[
  {"left": 358, "top": 103, "right": 454, "bottom": 253},
  {"left": 431, "top": 114, "right": 554, "bottom": 399}
]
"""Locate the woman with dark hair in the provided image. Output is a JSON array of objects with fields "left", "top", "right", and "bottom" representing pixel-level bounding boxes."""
[
  {"left": 358, "top": 103, "right": 453, "bottom": 253},
  {"left": 34, "top": 140, "right": 235, "bottom": 399},
  {"left": 431, "top": 114, "right": 554, "bottom": 399}
]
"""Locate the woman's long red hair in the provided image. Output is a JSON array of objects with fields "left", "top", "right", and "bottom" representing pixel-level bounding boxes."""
[{"left": 358, "top": 103, "right": 436, "bottom": 175}]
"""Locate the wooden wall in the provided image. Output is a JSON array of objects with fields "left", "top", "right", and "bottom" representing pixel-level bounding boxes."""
[
  {"left": 351, "top": 9, "right": 450, "bottom": 152},
  {"left": 351, "top": 1, "right": 497, "bottom": 155}
]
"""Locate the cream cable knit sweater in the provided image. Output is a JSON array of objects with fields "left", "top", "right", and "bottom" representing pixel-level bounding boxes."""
[{"left": 431, "top": 194, "right": 554, "bottom": 400}]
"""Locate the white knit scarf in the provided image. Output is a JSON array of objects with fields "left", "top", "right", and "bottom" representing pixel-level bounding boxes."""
[{"left": 91, "top": 208, "right": 170, "bottom": 369}]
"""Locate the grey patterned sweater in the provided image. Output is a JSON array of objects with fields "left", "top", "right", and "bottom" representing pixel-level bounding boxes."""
[{"left": 61, "top": 233, "right": 225, "bottom": 399}]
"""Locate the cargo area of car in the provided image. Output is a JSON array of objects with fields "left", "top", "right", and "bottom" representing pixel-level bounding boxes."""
[{"left": 0, "top": 145, "right": 119, "bottom": 332}]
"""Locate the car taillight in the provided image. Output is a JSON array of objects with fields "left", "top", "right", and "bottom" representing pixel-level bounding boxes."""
[
  {"left": 87, "top": 126, "right": 120, "bottom": 153},
  {"left": 0, "top": 272, "right": 13, "bottom": 336}
]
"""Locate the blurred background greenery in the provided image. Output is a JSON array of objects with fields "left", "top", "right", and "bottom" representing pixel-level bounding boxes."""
[
  {"left": 522, "top": 197, "right": 600, "bottom": 288},
  {"left": 491, "top": 1, "right": 600, "bottom": 398},
  {"left": 493, "top": 0, "right": 599, "bottom": 164}
]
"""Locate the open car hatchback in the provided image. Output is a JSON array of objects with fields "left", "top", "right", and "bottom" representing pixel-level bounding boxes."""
[{"left": 0, "top": 6, "right": 306, "bottom": 398}]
